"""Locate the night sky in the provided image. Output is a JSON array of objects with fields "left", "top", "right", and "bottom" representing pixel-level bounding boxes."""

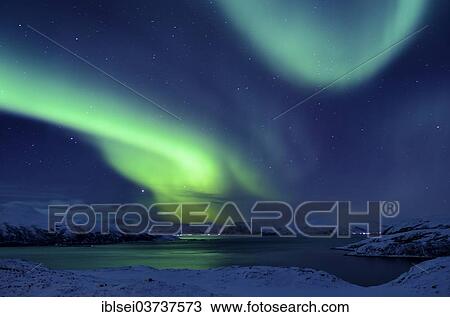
[{"left": 0, "top": 0, "right": 449, "bottom": 220}]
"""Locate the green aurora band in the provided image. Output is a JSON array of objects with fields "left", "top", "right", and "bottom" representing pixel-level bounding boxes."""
[
  {"left": 218, "top": 0, "right": 428, "bottom": 87},
  {"left": 0, "top": 53, "right": 270, "bottom": 213},
  {"left": 0, "top": 1, "right": 429, "bottom": 217}
]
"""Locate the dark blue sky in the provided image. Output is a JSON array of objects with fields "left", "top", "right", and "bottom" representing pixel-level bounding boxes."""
[{"left": 0, "top": 0, "right": 449, "bottom": 220}]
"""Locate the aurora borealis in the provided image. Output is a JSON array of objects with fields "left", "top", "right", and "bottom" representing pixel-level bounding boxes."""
[
  {"left": 0, "top": 0, "right": 449, "bottom": 220},
  {"left": 218, "top": 0, "right": 428, "bottom": 87},
  {"left": 0, "top": 52, "right": 270, "bottom": 206}
]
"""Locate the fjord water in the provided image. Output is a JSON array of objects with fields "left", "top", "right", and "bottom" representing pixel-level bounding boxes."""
[{"left": 0, "top": 237, "right": 414, "bottom": 286}]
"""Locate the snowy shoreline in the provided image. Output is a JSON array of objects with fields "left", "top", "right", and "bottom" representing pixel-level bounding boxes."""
[
  {"left": 0, "top": 257, "right": 449, "bottom": 296},
  {"left": 338, "top": 218, "right": 450, "bottom": 258},
  {"left": 1, "top": 211, "right": 449, "bottom": 296},
  {"left": 333, "top": 247, "right": 435, "bottom": 259}
]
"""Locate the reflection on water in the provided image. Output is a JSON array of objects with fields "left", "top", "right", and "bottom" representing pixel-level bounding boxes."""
[{"left": 0, "top": 237, "right": 414, "bottom": 286}]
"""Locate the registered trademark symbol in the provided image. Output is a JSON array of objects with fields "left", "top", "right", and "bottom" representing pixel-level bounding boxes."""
[{"left": 381, "top": 201, "right": 400, "bottom": 217}]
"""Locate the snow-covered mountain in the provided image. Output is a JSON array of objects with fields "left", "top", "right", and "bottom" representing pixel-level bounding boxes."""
[
  {"left": 0, "top": 202, "right": 171, "bottom": 245},
  {"left": 338, "top": 218, "right": 450, "bottom": 258},
  {"left": 0, "top": 201, "right": 48, "bottom": 228}
]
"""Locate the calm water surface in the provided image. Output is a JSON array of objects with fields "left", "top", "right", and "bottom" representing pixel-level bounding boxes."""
[{"left": 0, "top": 237, "right": 415, "bottom": 286}]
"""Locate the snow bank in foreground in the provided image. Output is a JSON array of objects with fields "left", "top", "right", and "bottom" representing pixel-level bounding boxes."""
[{"left": 0, "top": 257, "right": 448, "bottom": 296}]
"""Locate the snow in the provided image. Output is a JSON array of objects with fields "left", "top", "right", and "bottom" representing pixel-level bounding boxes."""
[
  {"left": 384, "top": 256, "right": 450, "bottom": 296},
  {"left": 0, "top": 257, "right": 449, "bottom": 296},
  {"left": 0, "top": 211, "right": 449, "bottom": 296},
  {"left": 338, "top": 218, "right": 450, "bottom": 258}
]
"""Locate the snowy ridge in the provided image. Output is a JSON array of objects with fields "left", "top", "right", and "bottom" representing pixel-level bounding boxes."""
[
  {"left": 0, "top": 257, "right": 448, "bottom": 296},
  {"left": 338, "top": 218, "right": 450, "bottom": 258}
]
